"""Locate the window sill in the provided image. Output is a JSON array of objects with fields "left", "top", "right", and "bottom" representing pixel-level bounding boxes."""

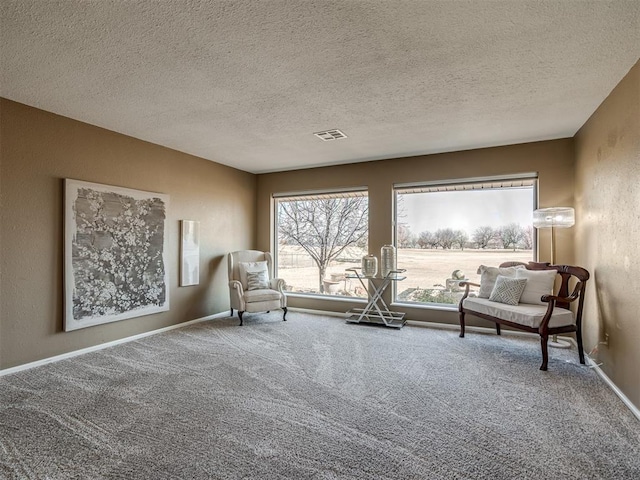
[
  {"left": 391, "top": 301, "right": 458, "bottom": 312},
  {"left": 285, "top": 292, "right": 368, "bottom": 304}
]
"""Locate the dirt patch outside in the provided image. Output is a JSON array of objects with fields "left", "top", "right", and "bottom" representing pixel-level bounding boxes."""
[{"left": 277, "top": 246, "right": 533, "bottom": 301}]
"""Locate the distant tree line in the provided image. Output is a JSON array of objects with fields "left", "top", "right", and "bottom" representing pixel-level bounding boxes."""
[{"left": 397, "top": 223, "right": 533, "bottom": 251}]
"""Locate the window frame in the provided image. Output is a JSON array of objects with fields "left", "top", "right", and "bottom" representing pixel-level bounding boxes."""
[
  {"left": 392, "top": 174, "right": 539, "bottom": 308},
  {"left": 273, "top": 187, "right": 369, "bottom": 299}
]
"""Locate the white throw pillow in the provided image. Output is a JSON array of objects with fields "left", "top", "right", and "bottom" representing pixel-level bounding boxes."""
[
  {"left": 238, "top": 261, "right": 269, "bottom": 289},
  {"left": 246, "top": 270, "right": 270, "bottom": 291},
  {"left": 516, "top": 268, "right": 557, "bottom": 305},
  {"left": 489, "top": 276, "right": 528, "bottom": 306},
  {"left": 477, "top": 265, "right": 522, "bottom": 298}
]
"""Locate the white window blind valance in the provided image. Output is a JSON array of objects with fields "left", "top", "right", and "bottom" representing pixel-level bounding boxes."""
[
  {"left": 273, "top": 188, "right": 367, "bottom": 201},
  {"left": 395, "top": 174, "right": 537, "bottom": 194}
]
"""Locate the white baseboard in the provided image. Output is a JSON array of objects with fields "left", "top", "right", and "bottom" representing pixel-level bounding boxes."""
[
  {"left": 0, "top": 311, "right": 230, "bottom": 377},
  {"left": 584, "top": 355, "right": 640, "bottom": 421},
  {"left": 289, "top": 306, "right": 349, "bottom": 318}
]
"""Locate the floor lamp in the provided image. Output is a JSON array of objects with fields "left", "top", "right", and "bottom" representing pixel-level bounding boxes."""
[{"left": 533, "top": 207, "right": 575, "bottom": 348}]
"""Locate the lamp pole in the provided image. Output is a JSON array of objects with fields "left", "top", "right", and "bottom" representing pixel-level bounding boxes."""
[{"left": 533, "top": 207, "right": 575, "bottom": 348}]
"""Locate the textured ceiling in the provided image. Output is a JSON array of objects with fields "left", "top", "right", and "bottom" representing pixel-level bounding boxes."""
[{"left": 2, "top": 1, "right": 639, "bottom": 174}]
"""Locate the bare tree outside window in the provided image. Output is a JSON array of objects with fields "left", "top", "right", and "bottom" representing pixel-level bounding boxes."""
[
  {"left": 417, "top": 230, "right": 437, "bottom": 249},
  {"left": 434, "top": 228, "right": 457, "bottom": 249},
  {"left": 499, "top": 223, "right": 524, "bottom": 251},
  {"left": 453, "top": 230, "right": 469, "bottom": 250},
  {"left": 472, "top": 226, "right": 495, "bottom": 249},
  {"left": 520, "top": 225, "right": 534, "bottom": 250},
  {"left": 397, "top": 223, "right": 415, "bottom": 248},
  {"left": 277, "top": 195, "right": 368, "bottom": 293}
]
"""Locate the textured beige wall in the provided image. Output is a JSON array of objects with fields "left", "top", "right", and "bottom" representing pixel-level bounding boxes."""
[
  {"left": 574, "top": 61, "right": 640, "bottom": 409},
  {"left": 257, "top": 139, "right": 575, "bottom": 324},
  {"left": 0, "top": 99, "right": 256, "bottom": 369}
]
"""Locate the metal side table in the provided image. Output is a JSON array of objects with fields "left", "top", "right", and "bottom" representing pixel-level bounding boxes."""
[{"left": 345, "top": 268, "right": 407, "bottom": 328}]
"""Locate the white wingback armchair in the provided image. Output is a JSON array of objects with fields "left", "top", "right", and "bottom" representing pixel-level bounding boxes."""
[{"left": 228, "top": 250, "right": 287, "bottom": 326}]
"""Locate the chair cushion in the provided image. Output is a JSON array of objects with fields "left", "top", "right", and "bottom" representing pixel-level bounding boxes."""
[
  {"left": 247, "top": 270, "right": 269, "bottom": 290},
  {"left": 488, "top": 276, "right": 527, "bottom": 305},
  {"left": 244, "top": 289, "right": 282, "bottom": 303},
  {"left": 515, "top": 268, "right": 557, "bottom": 305},
  {"left": 477, "top": 265, "right": 522, "bottom": 298},
  {"left": 238, "top": 261, "right": 268, "bottom": 288},
  {"left": 462, "top": 297, "right": 574, "bottom": 329}
]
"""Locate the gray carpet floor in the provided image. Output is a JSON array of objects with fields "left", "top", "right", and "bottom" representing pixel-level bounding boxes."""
[{"left": 1, "top": 312, "right": 638, "bottom": 479}]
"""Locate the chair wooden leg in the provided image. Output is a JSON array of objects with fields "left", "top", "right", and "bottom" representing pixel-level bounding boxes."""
[
  {"left": 496, "top": 323, "right": 501, "bottom": 335},
  {"left": 540, "top": 334, "right": 549, "bottom": 371},
  {"left": 576, "top": 326, "right": 585, "bottom": 365},
  {"left": 282, "top": 307, "right": 287, "bottom": 321},
  {"left": 459, "top": 311, "right": 465, "bottom": 338},
  {"left": 238, "top": 311, "right": 244, "bottom": 326}
]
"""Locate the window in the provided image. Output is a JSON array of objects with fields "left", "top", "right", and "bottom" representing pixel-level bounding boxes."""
[
  {"left": 394, "top": 175, "right": 536, "bottom": 305},
  {"left": 274, "top": 189, "right": 369, "bottom": 298}
]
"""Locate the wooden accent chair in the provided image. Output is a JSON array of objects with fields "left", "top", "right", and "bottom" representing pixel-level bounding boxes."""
[
  {"left": 458, "top": 262, "right": 589, "bottom": 370},
  {"left": 228, "top": 250, "right": 287, "bottom": 326}
]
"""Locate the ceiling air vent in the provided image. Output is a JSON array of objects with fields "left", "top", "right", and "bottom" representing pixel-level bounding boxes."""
[{"left": 314, "top": 129, "right": 347, "bottom": 141}]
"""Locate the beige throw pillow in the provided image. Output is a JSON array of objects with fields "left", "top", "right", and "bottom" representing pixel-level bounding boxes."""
[
  {"left": 477, "top": 265, "right": 522, "bottom": 298},
  {"left": 515, "top": 268, "right": 557, "bottom": 305}
]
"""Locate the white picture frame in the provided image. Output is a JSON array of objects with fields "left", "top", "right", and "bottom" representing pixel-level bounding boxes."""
[
  {"left": 64, "top": 179, "right": 170, "bottom": 331},
  {"left": 180, "top": 220, "right": 200, "bottom": 286}
]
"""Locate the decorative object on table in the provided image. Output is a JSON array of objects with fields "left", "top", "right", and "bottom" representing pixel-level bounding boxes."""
[
  {"left": 64, "top": 179, "right": 169, "bottom": 332},
  {"left": 361, "top": 253, "right": 378, "bottom": 277},
  {"left": 227, "top": 250, "right": 287, "bottom": 326},
  {"left": 380, "top": 244, "right": 396, "bottom": 277},
  {"left": 180, "top": 220, "right": 200, "bottom": 287},
  {"left": 533, "top": 206, "right": 575, "bottom": 348}
]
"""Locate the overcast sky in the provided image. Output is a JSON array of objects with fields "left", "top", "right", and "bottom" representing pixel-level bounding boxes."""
[{"left": 399, "top": 188, "right": 533, "bottom": 235}]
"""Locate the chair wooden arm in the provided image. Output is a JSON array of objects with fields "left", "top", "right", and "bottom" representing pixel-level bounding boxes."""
[
  {"left": 458, "top": 281, "right": 480, "bottom": 310},
  {"left": 541, "top": 280, "right": 585, "bottom": 304},
  {"left": 541, "top": 294, "right": 576, "bottom": 304},
  {"left": 538, "top": 281, "right": 586, "bottom": 333}
]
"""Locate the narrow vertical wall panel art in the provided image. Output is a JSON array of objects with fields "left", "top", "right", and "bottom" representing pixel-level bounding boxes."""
[
  {"left": 180, "top": 220, "right": 200, "bottom": 286},
  {"left": 64, "top": 179, "right": 170, "bottom": 331}
]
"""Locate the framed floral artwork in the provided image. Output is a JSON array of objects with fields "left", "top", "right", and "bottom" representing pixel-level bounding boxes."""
[{"left": 64, "top": 179, "right": 170, "bottom": 331}]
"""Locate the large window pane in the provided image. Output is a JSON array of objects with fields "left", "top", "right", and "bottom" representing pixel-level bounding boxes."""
[
  {"left": 275, "top": 191, "right": 369, "bottom": 298},
  {"left": 395, "top": 181, "right": 535, "bottom": 305}
]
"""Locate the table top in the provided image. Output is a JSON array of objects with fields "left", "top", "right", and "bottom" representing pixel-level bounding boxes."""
[{"left": 345, "top": 267, "right": 406, "bottom": 281}]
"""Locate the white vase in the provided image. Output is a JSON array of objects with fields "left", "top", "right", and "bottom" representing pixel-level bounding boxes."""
[
  {"left": 380, "top": 245, "right": 396, "bottom": 277},
  {"left": 361, "top": 254, "right": 378, "bottom": 277}
]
